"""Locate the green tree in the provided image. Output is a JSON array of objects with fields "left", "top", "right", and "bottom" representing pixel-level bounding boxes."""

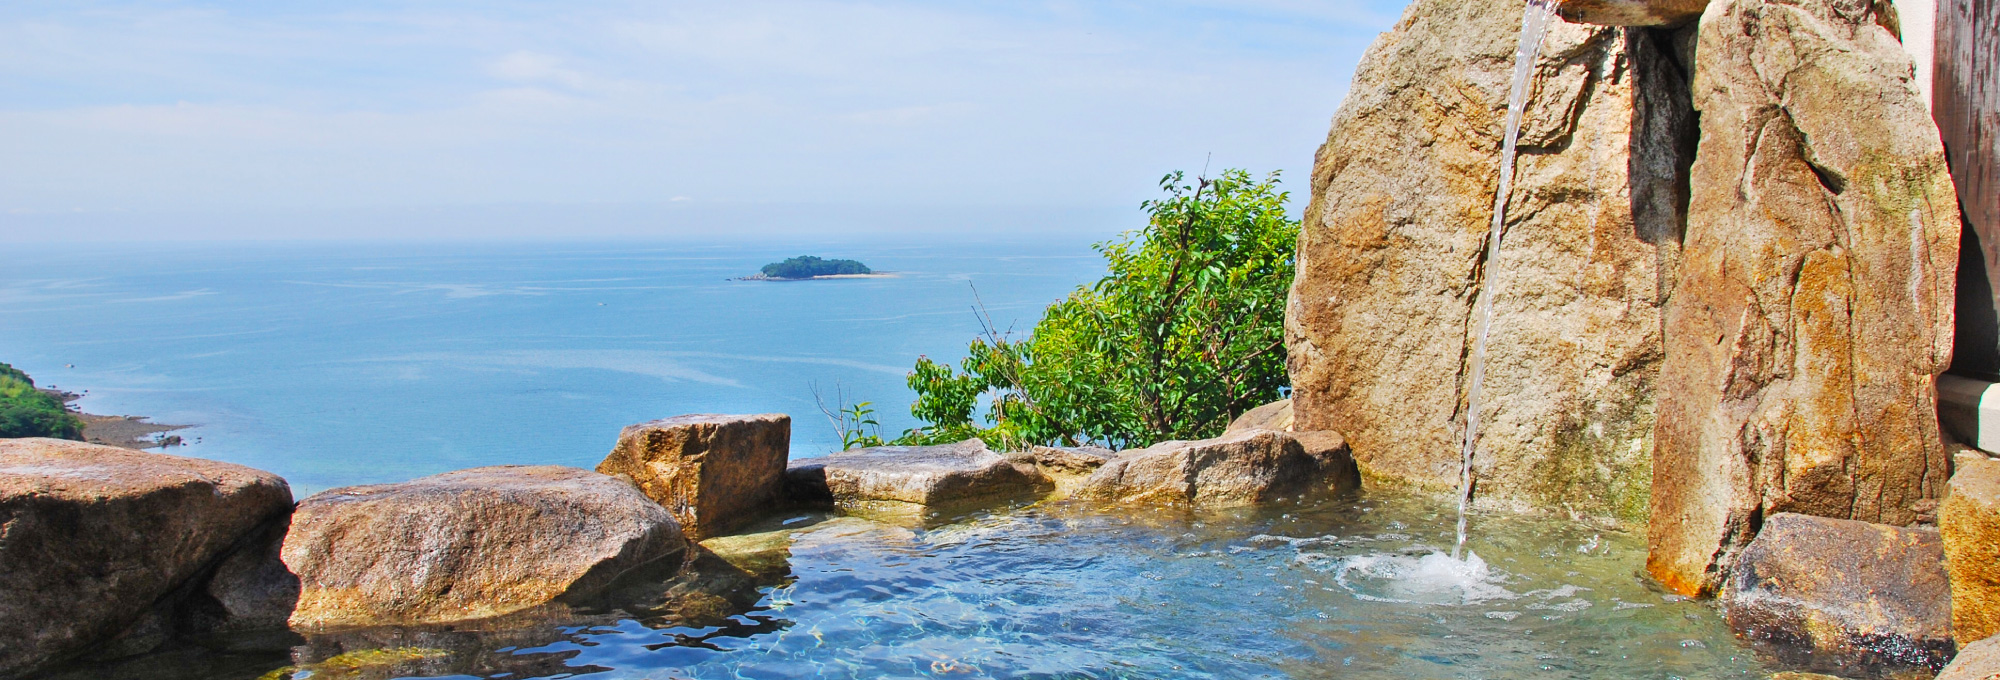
[
  {"left": 760, "top": 256, "right": 871, "bottom": 279},
  {"left": 899, "top": 169, "right": 1298, "bottom": 449},
  {"left": 0, "top": 362, "right": 85, "bottom": 440}
]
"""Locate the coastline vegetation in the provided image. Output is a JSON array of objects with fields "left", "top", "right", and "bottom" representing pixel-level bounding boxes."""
[
  {"left": 758, "top": 256, "right": 873, "bottom": 280},
  {"left": 838, "top": 169, "right": 1298, "bottom": 451},
  {"left": 0, "top": 363, "right": 85, "bottom": 440}
]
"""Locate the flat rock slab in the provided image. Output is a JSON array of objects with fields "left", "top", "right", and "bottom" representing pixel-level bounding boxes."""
[
  {"left": 0, "top": 438, "right": 293, "bottom": 678},
  {"left": 1558, "top": 0, "right": 1709, "bottom": 26},
  {"left": 1226, "top": 399, "right": 1294, "bottom": 433},
  {"left": 1946, "top": 451, "right": 2000, "bottom": 645},
  {"left": 784, "top": 439, "right": 1052, "bottom": 511},
  {"left": 1017, "top": 445, "right": 1115, "bottom": 475},
  {"left": 1938, "top": 636, "right": 2000, "bottom": 680},
  {"left": 1074, "top": 429, "right": 1360, "bottom": 507},
  {"left": 282, "top": 465, "right": 687, "bottom": 629},
  {"left": 1722, "top": 513, "right": 1955, "bottom": 674},
  {"left": 598, "top": 413, "right": 790, "bottom": 540}
]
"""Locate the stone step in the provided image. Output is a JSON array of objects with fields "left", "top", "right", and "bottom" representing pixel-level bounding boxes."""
[{"left": 1940, "top": 375, "right": 2000, "bottom": 454}]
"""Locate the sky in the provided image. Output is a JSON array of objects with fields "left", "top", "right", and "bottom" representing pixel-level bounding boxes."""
[{"left": 0, "top": 0, "right": 1408, "bottom": 241}]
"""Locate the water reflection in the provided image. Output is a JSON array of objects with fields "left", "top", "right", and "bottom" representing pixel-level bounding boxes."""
[{"left": 59, "top": 490, "right": 1779, "bottom": 680}]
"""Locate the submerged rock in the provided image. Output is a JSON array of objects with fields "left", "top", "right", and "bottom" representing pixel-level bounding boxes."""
[
  {"left": 0, "top": 438, "right": 293, "bottom": 679},
  {"left": 1558, "top": 0, "right": 1709, "bottom": 26},
  {"left": 1649, "top": 0, "right": 1961, "bottom": 596},
  {"left": 1937, "top": 636, "right": 2000, "bottom": 680},
  {"left": 1074, "top": 429, "right": 1359, "bottom": 507},
  {"left": 783, "top": 439, "right": 1052, "bottom": 513},
  {"left": 1945, "top": 451, "right": 2000, "bottom": 645},
  {"left": 597, "top": 413, "right": 790, "bottom": 540},
  {"left": 1285, "top": 0, "right": 1675, "bottom": 526},
  {"left": 281, "top": 466, "right": 687, "bottom": 629},
  {"left": 1226, "top": 399, "right": 1294, "bottom": 433},
  {"left": 1721, "top": 513, "right": 1955, "bottom": 674}
]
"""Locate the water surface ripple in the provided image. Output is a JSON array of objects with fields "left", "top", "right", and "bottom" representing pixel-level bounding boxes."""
[{"left": 243, "top": 492, "right": 1769, "bottom": 680}]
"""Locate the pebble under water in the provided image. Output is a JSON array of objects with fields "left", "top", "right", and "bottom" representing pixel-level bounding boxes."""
[{"left": 64, "top": 489, "right": 1777, "bottom": 680}]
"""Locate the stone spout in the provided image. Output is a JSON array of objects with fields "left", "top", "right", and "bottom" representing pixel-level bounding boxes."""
[{"left": 1557, "top": 0, "right": 1710, "bottom": 25}]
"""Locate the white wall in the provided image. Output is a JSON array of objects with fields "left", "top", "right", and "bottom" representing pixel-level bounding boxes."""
[{"left": 1898, "top": 0, "right": 1939, "bottom": 108}]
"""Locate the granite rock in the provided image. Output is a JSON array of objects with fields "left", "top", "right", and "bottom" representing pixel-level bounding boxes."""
[
  {"left": 1937, "top": 636, "right": 2000, "bottom": 680},
  {"left": 1722, "top": 513, "right": 1955, "bottom": 674},
  {"left": 1226, "top": 399, "right": 1295, "bottom": 433},
  {"left": 597, "top": 413, "right": 790, "bottom": 540},
  {"left": 1946, "top": 451, "right": 2000, "bottom": 645},
  {"left": 282, "top": 466, "right": 686, "bottom": 629},
  {"left": 1074, "top": 429, "right": 1359, "bottom": 507},
  {"left": 1649, "top": 0, "right": 1962, "bottom": 596},
  {"left": 1286, "top": 0, "right": 1675, "bottom": 524},
  {"left": 783, "top": 439, "right": 1053, "bottom": 512},
  {"left": 0, "top": 438, "right": 293, "bottom": 678}
]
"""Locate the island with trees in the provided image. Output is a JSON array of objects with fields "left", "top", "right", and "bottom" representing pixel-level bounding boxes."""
[{"left": 740, "top": 256, "right": 885, "bottom": 281}]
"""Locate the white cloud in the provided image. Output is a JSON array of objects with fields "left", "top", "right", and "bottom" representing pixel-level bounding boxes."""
[{"left": 0, "top": 0, "right": 1407, "bottom": 239}]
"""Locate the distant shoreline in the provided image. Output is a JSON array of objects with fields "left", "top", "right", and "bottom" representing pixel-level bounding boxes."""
[
  {"left": 40, "top": 388, "right": 192, "bottom": 450},
  {"left": 731, "top": 272, "right": 900, "bottom": 282}
]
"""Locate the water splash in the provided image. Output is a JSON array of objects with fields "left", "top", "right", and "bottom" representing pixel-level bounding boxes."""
[
  {"left": 1456, "top": 0, "right": 1565, "bottom": 560},
  {"left": 1328, "top": 550, "right": 1519, "bottom": 605}
]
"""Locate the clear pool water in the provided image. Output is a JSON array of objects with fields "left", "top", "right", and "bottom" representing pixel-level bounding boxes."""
[{"left": 64, "top": 490, "right": 1774, "bottom": 680}]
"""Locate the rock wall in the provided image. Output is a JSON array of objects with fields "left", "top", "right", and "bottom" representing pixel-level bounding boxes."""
[
  {"left": 1646, "top": 0, "right": 1961, "bottom": 596},
  {"left": 1286, "top": 0, "right": 1685, "bottom": 524}
]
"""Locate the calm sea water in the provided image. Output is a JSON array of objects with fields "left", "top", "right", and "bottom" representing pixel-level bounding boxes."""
[{"left": 0, "top": 237, "right": 1110, "bottom": 495}]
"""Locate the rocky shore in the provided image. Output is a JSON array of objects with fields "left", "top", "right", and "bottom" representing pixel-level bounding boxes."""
[
  {"left": 0, "top": 412, "right": 1359, "bottom": 679},
  {"left": 42, "top": 389, "right": 190, "bottom": 449}
]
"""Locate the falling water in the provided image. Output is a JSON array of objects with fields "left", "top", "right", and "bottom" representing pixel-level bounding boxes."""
[{"left": 1455, "top": 0, "right": 1564, "bottom": 560}]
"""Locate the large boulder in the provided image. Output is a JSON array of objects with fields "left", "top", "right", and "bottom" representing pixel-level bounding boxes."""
[
  {"left": 1074, "top": 429, "right": 1359, "bottom": 507},
  {"left": 1946, "top": 451, "right": 2000, "bottom": 645},
  {"left": 1938, "top": 636, "right": 2000, "bottom": 680},
  {"left": 1285, "top": 0, "right": 1682, "bottom": 525},
  {"left": 282, "top": 466, "right": 686, "bottom": 629},
  {"left": 1647, "top": 0, "right": 1962, "bottom": 596},
  {"left": 0, "top": 438, "right": 293, "bottom": 678},
  {"left": 1558, "top": 0, "right": 1710, "bottom": 26},
  {"left": 597, "top": 413, "right": 790, "bottom": 540},
  {"left": 1721, "top": 513, "right": 1955, "bottom": 675},
  {"left": 783, "top": 439, "right": 1052, "bottom": 512}
]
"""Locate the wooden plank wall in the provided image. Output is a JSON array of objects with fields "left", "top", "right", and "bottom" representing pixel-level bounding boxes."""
[
  {"left": 1940, "top": 0, "right": 1998, "bottom": 294},
  {"left": 1939, "top": 0, "right": 2000, "bottom": 376}
]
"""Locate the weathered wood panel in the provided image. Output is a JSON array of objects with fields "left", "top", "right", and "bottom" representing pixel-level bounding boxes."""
[{"left": 1940, "top": 0, "right": 2000, "bottom": 322}]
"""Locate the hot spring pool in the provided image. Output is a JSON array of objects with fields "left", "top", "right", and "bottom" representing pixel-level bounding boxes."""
[{"left": 65, "top": 490, "right": 1777, "bottom": 680}]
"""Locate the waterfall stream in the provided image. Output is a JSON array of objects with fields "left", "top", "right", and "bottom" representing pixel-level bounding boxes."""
[{"left": 1454, "top": 0, "right": 1564, "bottom": 560}]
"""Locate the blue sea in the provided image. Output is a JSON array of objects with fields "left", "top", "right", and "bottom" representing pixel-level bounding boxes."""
[{"left": 0, "top": 235, "right": 1111, "bottom": 496}]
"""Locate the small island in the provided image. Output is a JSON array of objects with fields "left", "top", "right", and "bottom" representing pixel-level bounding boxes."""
[{"left": 738, "top": 256, "right": 890, "bottom": 281}]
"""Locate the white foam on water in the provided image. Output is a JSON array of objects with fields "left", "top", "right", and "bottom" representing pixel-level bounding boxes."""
[{"left": 1322, "top": 550, "right": 1520, "bottom": 605}]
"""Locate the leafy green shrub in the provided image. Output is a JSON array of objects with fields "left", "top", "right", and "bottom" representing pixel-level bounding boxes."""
[
  {"left": 0, "top": 362, "right": 85, "bottom": 440},
  {"left": 760, "top": 256, "right": 872, "bottom": 279},
  {"left": 898, "top": 169, "right": 1298, "bottom": 450}
]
